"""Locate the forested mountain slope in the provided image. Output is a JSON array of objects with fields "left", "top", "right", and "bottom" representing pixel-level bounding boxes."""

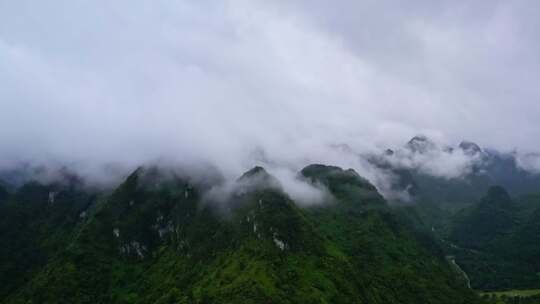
[{"left": 0, "top": 165, "right": 479, "bottom": 304}]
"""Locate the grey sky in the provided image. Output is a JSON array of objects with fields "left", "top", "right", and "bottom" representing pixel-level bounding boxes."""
[{"left": 1, "top": 0, "right": 539, "bottom": 179}]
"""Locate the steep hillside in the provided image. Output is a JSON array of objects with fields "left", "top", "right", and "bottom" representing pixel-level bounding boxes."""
[
  {"left": 300, "top": 165, "right": 478, "bottom": 303},
  {"left": 448, "top": 187, "right": 540, "bottom": 290},
  {"left": 1, "top": 165, "right": 481, "bottom": 303},
  {"left": 0, "top": 179, "right": 97, "bottom": 299},
  {"left": 450, "top": 186, "right": 516, "bottom": 249}
]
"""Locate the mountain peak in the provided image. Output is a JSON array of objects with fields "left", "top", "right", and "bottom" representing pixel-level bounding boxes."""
[
  {"left": 410, "top": 134, "right": 429, "bottom": 141},
  {"left": 301, "top": 164, "right": 378, "bottom": 194},
  {"left": 406, "top": 135, "right": 436, "bottom": 153},
  {"left": 459, "top": 141, "right": 482, "bottom": 156},
  {"left": 237, "top": 166, "right": 281, "bottom": 191},
  {"left": 238, "top": 166, "right": 269, "bottom": 181}
]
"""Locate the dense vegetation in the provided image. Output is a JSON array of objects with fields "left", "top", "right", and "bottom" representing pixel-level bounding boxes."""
[
  {"left": 373, "top": 138, "right": 540, "bottom": 298},
  {"left": 445, "top": 188, "right": 540, "bottom": 291},
  {"left": 0, "top": 165, "right": 479, "bottom": 303},
  {"left": 397, "top": 178, "right": 540, "bottom": 294}
]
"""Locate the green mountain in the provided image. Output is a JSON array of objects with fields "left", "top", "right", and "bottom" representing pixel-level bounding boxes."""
[
  {"left": 362, "top": 136, "right": 540, "bottom": 296},
  {"left": 450, "top": 186, "right": 516, "bottom": 250},
  {"left": 0, "top": 179, "right": 97, "bottom": 299},
  {"left": 447, "top": 187, "right": 540, "bottom": 291},
  {"left": 0, "top": 165, "right": 479, "bottom": 304}
]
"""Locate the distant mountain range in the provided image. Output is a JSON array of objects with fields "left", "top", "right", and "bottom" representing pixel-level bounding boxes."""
[
  {"left": 370, "top": 136, "right": 540, "bottom": 207},
  {"left": 1, "top": 136, "right": 539, "bottom": 303}
]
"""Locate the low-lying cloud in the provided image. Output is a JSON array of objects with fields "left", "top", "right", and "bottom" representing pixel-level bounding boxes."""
[
  {"left": 517, "top": 153, "right": 540, "bottom": 174},
  {"left": 384, "top": 146, "right": 482, "bottom": 180},
  {"left": 1, "top": 1, "right": 540, "bottom": 194}
]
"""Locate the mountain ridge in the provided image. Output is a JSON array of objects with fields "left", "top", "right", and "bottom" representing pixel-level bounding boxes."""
[{"left": 0, "top": 164, "right": 480, "bottom": 304}]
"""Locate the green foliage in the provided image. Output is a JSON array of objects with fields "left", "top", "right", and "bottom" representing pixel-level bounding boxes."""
[
  {"left": 0, "top": 180, "right": 96, "bottom": 299},
  {"left": 450, "top": 186, "right": 516, "bottom": 249},
  {"left": 446, "top": 187, "right": 540, "bottom": 290},
  {"left": 0, "top": 165, "right": 481, "bottom": 303}
]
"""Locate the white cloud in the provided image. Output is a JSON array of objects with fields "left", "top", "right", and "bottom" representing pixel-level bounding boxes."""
[
  {"left": 517, "top": 153, "right": 540, "bottom": 174},
  {"left": 0, "top": 0, "right": 539, "bottom": 187}
]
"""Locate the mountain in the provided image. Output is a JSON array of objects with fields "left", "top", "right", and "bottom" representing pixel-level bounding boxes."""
[
  {"left": 450, "top": 186, "right": 516, "bottom": 249},
  {"left": 459, "top": 141, "right": 483, "bottom": 156},
  {"left": 406, "top": 135, "right": 437, "bottom": 153},
  {"left": 482, "top": 150, "right": 540, "bottom": 197},
  {"left": 0, "top": 165, "right": 480, "bottom": 304},
  {"left": 446, "top": 187, "right": 540, "bottom": 291},
  {"left": 377, "top": 136, "right": 540, "bottom": 207},
  {"left": 367, "top": 137, "right": 540, "bottom": 294},
  {"left": 370, "top": 137, "right": 491, "bottom": 207},
  {"left": 0, "top": 178, "right": 97, "bottom": 299}
]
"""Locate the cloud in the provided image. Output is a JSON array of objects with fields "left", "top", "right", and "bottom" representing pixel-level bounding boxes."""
[
  {"left": 516, "top": 153, "right": 540, "bottom": 174},
  {"left": 266, "top": 167, "right": 330, "bottom": 206},
  {"left": 383, "top": 147, "right": 482, "bottom": 180},
  {"left": 0, "top": 0, "right": 539, "bottom": 191}
]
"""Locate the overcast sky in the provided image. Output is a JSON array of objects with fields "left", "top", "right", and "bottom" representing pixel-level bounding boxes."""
[{"left": 1, "top": 0, "right": 539, "bottom": 178}]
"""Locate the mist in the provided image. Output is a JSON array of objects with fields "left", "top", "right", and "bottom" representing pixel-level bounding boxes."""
[
  {"left": 1, "top": 1, "right": 540, "bottom": 196},
  {"left": 517, "top": 153, "right": 540, "bottom": 174}
]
